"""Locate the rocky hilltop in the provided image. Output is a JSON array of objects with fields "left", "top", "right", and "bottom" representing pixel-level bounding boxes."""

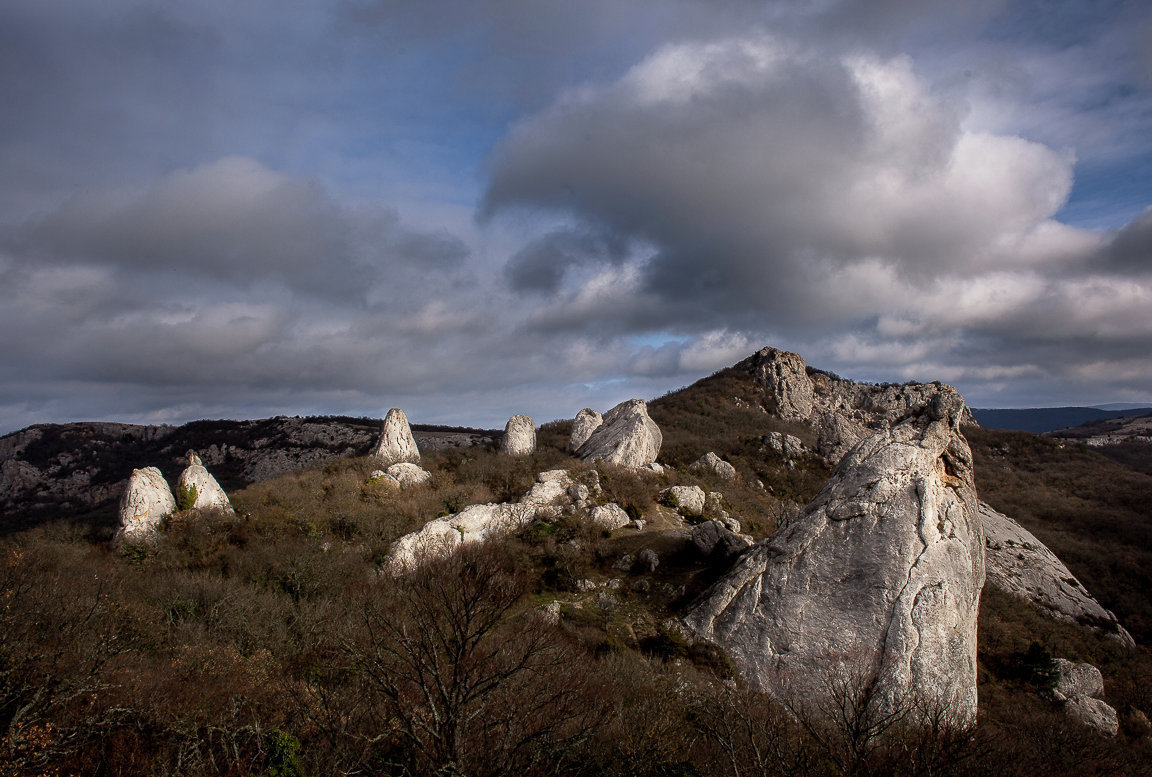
[
  {"left": 735, "top": 346, "right": 976, "bottom": 463},
  {"left": 0, "top": 416, "right": 497, "bottom": 532}
]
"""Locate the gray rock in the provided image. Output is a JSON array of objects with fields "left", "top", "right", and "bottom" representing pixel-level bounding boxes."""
[
  {"left": 115, "top": 467, "right": 176, "bottom": 544},
  {"left": 500, "top": 414, "right": 536, "bottom": 456},
  {"left": 568, "top": 408, "right": 603, "bottom": 453},
  {"left": 385, "top": 462, "right": 432, "bottom": 487},
  {"left": 575, "top": 399, "right": 662, "bottom": 469},
  {"left": 370, "top": 408, "right": 421, "bottom": 466},
  {"left": 661, "top": 485, "right": 706, "bottom": 516},
  {"left": 176, "top": 453, "right": 234, "bottom": 513},
  {"left": 646, "top": 462, "right": 665, "bottom": 475},
  {"left": 691, "top": 520, "right": 752, "bottom": 559},
  {"left": 692, "top": 452, "right": 738, "bottom": 481},
  {"left": 1053, "top": 659, "right": 1118, "bottom": 736},
  {"left": 981, "top": 503, "right": 1134, "bottom": 646},
  {"left": 685, "top": 391, "right": 984, "bottom": 723},
  {"left": 591, "top": 503, "right": 631, "bottom": 530},
  {"left": 765, "top": 432, "right": 805, "bottom": 459},
  {"left": 636, "top": 548, "right": 660, "bottom": 573}
]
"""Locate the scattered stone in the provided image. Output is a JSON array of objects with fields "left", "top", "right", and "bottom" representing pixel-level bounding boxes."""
[
  {"left": 595, "top": 591, "right": 619, "bottom": 611},
  {"left": 691, "top": 520, "right": 752, "bottom": 559},
  {"left": 660, "top": 485, "right": 706, "bottom": 516},
  {"left": 385, "top": 462, "right": 432, "bottom": 487},
  {"left": 576, "top": 579, "right": 597, "bottom": 592},
  {"left": 613, "top": 554, "right": 635, "bottom": 572},
  {"left": 370, "top": 408, "right": 421, "bottom": 466},
  {"left": 176, "top": 453, "right": 234, "bottom": 513},
  {"left": 646, "top": 462, "right": 665, "bottom": 475},
  {"left": 541, "top": 601, "right": 562, "bottom": 625},
  {"left": 692, "top": 452, "right": 737, "bottom": 481},
  {"left": 500, "top": 414, "right": 536, "bottom": 456},
  {"left": 764, "top": 432, "right": 804, "bottom": 459},
  {"left": 591, "top": 503, "right": 631, "bottom": 530},
  {"left": 568, "top": 408, "right": 603, "bottom": 453},
  {"left": 115, "top": 467, "right": 176, "bottom": 544},
  {"left": 575, "top": 399, "right": 662, "bottom": 469},
  {"left": 636, "top": 548, "right": 660, "bottom": 573},
  {"left": 631, "top": 519, "right": 646, "bottom": 531},
  {"left": 685, "top": 391, "right": 984, "bottom": 723},
  {"left": 981, "top": 502, "right": 1134, "bottom": 646}
]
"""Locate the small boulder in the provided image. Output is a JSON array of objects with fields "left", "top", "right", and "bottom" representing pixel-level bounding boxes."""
[
  {"left": 370, "top": 408, "right": 421, "bottom": 466},
  {"left": 691, "top": 520, "right": 752, "bottom": 559},
  {"left": 591, "top": 503, "right": 631, "bottom": 530},
  {"left": 568, "top": 408, "right": 603, "bottom": 453},
  {"left": 116, "top": 467, "right": 176, "bottom": 544},
  {"left": 385, "top": 462, "right": 432, "bottom": 487},
  {"left": 176, "top": 453, "right": 234, "bottom": 513},
  {"left": 575, "top": 399, "right": 662, "bottom": 469},
  {"left": 692, "top": 452, "right": 737, "bottom": 481},
  {"left": 500, "top": 414, "right": 536, "bottom": 456},
  {"left": 764, "top": 432, "right": 804, "bottom": 459},
  {"left": 660, "top": 485, "right": 706, "bottom": 516},
  {"left": 636, "top": 548, "right": 660, "bottom": 573},
  {"left": 1050, "top": 658, "right": 1118, "bottom": 736}
]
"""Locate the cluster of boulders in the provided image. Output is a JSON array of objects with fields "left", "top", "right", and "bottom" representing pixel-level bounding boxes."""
[
  {"left": 115, "top": 452, "right": 233, "bottom": 545},
  {"left": 569, "top": 399, "right": 662, "bottom": 470},
  {"left": 368, "top": 409, "right": 434, "bottom": 487}
]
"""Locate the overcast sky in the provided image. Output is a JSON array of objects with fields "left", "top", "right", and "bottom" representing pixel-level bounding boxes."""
[{"left": 2, "top": 0, "right": 1151, "bottom": 434}]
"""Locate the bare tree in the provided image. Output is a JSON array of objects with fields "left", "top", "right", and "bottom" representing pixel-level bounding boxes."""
[{"left": 345, "top": 542, "right": 605, "bottom": 777}]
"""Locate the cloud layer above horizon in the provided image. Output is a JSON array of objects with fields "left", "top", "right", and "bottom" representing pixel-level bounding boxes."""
[{"left": 2, "top": 0, "right": 1151, "bottom": 433}]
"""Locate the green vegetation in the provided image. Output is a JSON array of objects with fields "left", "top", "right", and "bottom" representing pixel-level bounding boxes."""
[{"left": 176, "top": 482, "right": 198, "bottom": 512}]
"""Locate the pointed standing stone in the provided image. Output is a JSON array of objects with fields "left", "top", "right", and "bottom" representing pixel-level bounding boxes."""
[
  {"left": 176, "top": 452, "right": 234, "bottom": 513},
  {"left": 370, "top": 408, "right": 421, "bottom": 465},
  {"left": 568, "top": 408, "right": 603, "bottom": 453},
  {"left": 115, "top": 467, "right": 175, "bottom": 544},
  {"left": 500, "top": 414, "right": 536, "bottom": 456}
]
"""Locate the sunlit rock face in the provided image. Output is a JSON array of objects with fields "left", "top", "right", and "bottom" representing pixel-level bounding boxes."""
[
  {"left": 370, "top": 408, "right": 421, "bottom": 466},
  {"left": 740, "top": 347, "right": 976, "bottom": 464},
  {"left": 567, "top": 408, "right": 603, "bottom": 454},
  {"left": 115, "top": 467, "right": 176, "bottom": 544},
  {"left": 500, "top": 414, "right": 536, "bottom": 456},
  {"left": 575, "top": 399, "right": 661, "bottom": 470},
  {"left": 981, "top": 503, "right": 1134, "bottom": 646},
  {"left": 686, "top": 390, "right": 985, "bottom": 724},
  {"left": 176, "top": 452, "right": 234, "bottom": 513}
]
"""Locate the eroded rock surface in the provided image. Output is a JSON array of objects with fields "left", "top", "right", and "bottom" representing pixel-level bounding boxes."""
[
  {"left": 981, "top": 502, "right": 1134, "bottom": 646},
  {"left": 685, "top": 391, "right": 985, "bottom": 722},
  {"left": 575, "top": 399, "right": 662, "bottom": 469},
  {"left": 176, "top": 453, "right": 234, "bottom": 513},
  {"left": 370, "top": 408, "right": 421, "bottom": 466},
  {"left": 115, "top": 467, "right": 176, "bottom": 544},
  {"left": 568, "top": 408, "right": 603, "bottom": 453},
  {"left": 661, "top": 485, "right": 706, "bottom": 516},
  {"left": 385, "top": 462, "right": 432, "bottom": 487},
  {"left": 738, "top": 347, "right": 975, "bottom": 464},
  {"left": 500, "top": 414, "right": 536, "bottom": 456}
]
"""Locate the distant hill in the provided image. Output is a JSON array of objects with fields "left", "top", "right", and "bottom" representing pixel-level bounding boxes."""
[{"left": 971, "top": 405, "right": 1152, "bottom": 433}]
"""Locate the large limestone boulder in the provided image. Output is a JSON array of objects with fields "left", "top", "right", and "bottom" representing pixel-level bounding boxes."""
[
  {"left": 567, "top": 408, "right": 603, "bottom": 453},
  {"left": 176, "top": 453, "right": 234, "bottom": 513},
  {"left": 575, "top": 399, "right": 661, "bottom": 469},
  {"left": 370, "top": 408, "right": 421, "bottom": 466},
  {"left": 590, "top": 503, "right": 631, "bottom": 530},
  {"left": 685, "top": 390, "right": 985, "bottom": 723},
  {"left": 500, "top": 414, "right": 536, "bottom": 456},
  {"left": 660, "top": 485, "right": 706, "bottom": 516},
  {"left": 115, "top": 467, "right": 176, "bottom": 544},
  {"left": 981, "top": 502, "right": 1134, "bottom": 646}
]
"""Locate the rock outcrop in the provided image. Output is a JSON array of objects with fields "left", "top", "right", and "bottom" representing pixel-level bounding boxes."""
[
  {"left": 370, "top": 408, "right": 421, "bottom": 466},
  {"left": 115, "top": 467, "right": 176, "bottom": 544},
  {"left": 685, "top": 390, "right": 985, "bottom": 723},
  {"left": 660, "top": 485, "right": 706, "bottom": 516},
  {"left": 692, "top": 452, "right": 737, "bottom": 481},
  {"left": 567, "top": 408, "right": 603, "bottom": 453},
  {"left": 691, "top": 520, "right": 753, "bottom": 559},
  {"left": 387, "top": 470, "right": 583, "bottom": 571},
  {"left": 738, "top": 347, "right": 975, "bottom": 464},
  {"left": 575, "top": 399, "right": 662, "bottom": 469},
  {"left": 1052, "top": 659, "right": 1119, "bottom": 736},
  {"left": 591, "top": 503, "right": 632, "bottom": 530},
  {"left": 500, "top": 414, "right": 536, "bottom": 456},
  {"left": 385, "top": 462, "right": 432, "bottom": 487},
  {"left": 176, "top": 453, "right": 234, "bottom": 513},
  {"left": 981, "top": 503, "right": 1134, "bottom": 646}
]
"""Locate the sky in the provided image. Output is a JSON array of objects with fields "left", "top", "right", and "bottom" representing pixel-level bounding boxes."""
[{"left": 2, "top": 0, "right": 1151, "bottom": 434}]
